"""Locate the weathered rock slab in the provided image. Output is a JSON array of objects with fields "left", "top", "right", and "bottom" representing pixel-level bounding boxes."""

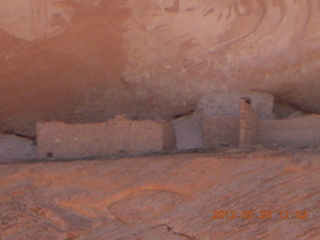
[{"left": 0, "top": 149, "right": 319, "bottom": 239}]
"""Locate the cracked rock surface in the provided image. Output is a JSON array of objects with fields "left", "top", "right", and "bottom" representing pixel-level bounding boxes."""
[{"left": 0, "top": 149, "right": 319, "bottom": 239}]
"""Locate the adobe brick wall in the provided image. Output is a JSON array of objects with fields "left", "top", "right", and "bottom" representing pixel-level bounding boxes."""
[
  {"left": 37, "top": 115, "right": 176, "bottom": 159},
  {"left": 239, "top": 99, "right": 259, "bottom": 147},
  {"left": 190, "top": 91, "right": 275, "bottom": 148},
  {"left": 259, "top": 114, "right": 320, "bottom": 146},
  {"left": 162, "top": 122, "right": 177, "bottom": 150},
  {"left": 202, "top": 115, "right": 239, "bottom": 147},
  {"left": 196, "top": 91, "right": 274, "bottom": 119},
  {"left": 172, "top": 114, "right": 203, "bottom": 150}
]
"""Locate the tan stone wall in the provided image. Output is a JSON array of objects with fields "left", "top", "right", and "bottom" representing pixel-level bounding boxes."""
[
  {"left": 172, "top": 114, "right": 203, "bottom": 150},
  {"left": 259, "top": 114, "right": 320, "bottom": 146},
  {"left": 239, "top": 99, "right": 259, "bottom": 147},
  {"left": 162, "top": 122, "right": 177, "bottom": 150},
  {"left": 37, "top": 116, "right": 176, "bottom": 159},
  {"left": 196, "top": 91, "right": 274, "bottom": 119},
  {"left": 202, "top": 115, "right": 239, "bottom": 147}
]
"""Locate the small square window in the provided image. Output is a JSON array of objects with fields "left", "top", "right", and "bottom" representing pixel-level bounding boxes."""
[{"left": 47, "top": 152, "right": 54, "bottom": 158}]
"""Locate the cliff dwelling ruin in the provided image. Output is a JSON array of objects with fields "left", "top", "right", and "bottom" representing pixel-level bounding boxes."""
[
  {"left": 1, "top": 0, "right": 320, "bottom": 239},
  {"left": 2, "top": 91, "right": 320, "bottom": 160}
]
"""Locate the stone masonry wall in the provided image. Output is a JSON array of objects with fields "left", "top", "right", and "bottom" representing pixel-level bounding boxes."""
[
  {"left": 202, "top": 115, "right": 239, "bottom": 147},
  {"left": 196, "top": 91, "right": 274, "bottom": 119},
  {"left": 172, "top": 114, "right": 203, "bottom": 150},
  {"left": 239, "top": 99, "right": 259, "bottom": 147},
  {"left": 162, "top": 122, "right": 177, "bottom": 151},
  {"left": 259, "top": 114, "right": 320, "bottom": 147},
  {"left": 37, "top": 116, "right": 176, "bottom": 159}
]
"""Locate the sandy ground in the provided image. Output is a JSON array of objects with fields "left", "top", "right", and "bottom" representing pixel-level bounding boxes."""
[{"left": 0, "top": 148, "right": 320, "bottom": 240}]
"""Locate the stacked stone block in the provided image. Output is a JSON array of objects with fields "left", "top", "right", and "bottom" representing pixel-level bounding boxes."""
[{"left": 37, "top": 115, "right": 176, "bottom": 159}]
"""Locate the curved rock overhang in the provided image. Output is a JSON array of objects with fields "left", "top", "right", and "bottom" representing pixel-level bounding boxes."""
[{"left": 0, "top": 0, "right": 319, "bottom": 136}]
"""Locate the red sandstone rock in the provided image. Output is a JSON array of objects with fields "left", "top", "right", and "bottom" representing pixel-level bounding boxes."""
[
  {"left": 0, "top": 149, "right": 319, "bottom": 239},
  {"left": 1, "top": 0, "right": 320, "bottom": 136}
]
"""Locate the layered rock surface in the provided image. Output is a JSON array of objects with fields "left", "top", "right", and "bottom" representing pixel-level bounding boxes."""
[
  {"left": 0, "top": 149, "right": 319, "bottom": 239},
  {"left": 1, "top": 0, "right": 320, "bottom": 136}
]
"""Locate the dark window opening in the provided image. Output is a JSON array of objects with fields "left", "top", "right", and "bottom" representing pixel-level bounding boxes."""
[
  {"left": 241, "top": 97, "right": 251, "bottom": 104},
  {"left": 47, "top": 152, "right": 54, "bottom": 158}
]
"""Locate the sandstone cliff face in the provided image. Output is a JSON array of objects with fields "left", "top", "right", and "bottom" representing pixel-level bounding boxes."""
[{"left": 0, "top": 0, "right": 320, "bottom": 136}]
